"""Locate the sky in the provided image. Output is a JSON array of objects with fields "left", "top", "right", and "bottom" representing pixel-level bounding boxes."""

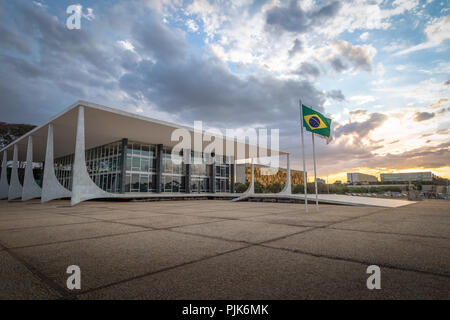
[{"left": 0, "top": 0, "right": 449, "bottom": 182}]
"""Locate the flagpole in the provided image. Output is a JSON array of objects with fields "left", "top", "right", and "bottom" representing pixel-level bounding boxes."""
[
  {"left": 312, "top": 133, "right": 319, "bottom": 211},
  {"left": 299, "top": 99, "right": 308, "bottom": 214}
]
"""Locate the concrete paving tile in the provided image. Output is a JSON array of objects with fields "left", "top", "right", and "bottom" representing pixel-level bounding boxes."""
[
  {"left": 79, "top": 246, "right": 450, "bottom": 300},
  {"left": 265, "top": 228, "right": 450, "bottom": 276},
  {"left": 69, "top": 210, "right": 167, "bottom": 221},
  {"left": 185, "top": 209, "right": 275, "bottom": 218},
  {"left": 116, "top": 215, "right": 223, "bottom": 229},
  {"left": 0, "top": 251, "right": 62, "bottom": 300},
  {"left": 0, "top": 212, "right": 64, "bottom": 222},
  {"left": 0, "top": 215, "right": 96, "bottom": 231},
  {"left": 172, "top": 220, "right": 310, "bottom": 243},
  {"left": 12, "top": 230, "right": 245, "bottom": 292},
  {"left": 242, "top": 215, "right": 333, "bottom": 227},
  {"left": 0, "top": 221, "right": 147, "bottom": 248},
  {"left": 332, "top": 212, "right": 450, "bottom": 238}
]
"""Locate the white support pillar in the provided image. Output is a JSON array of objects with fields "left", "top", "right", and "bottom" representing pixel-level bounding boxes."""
[
  {"left": 0, "top": 151, "right": 9, "bottom": 199},
  {"left": 244, "top": 158, "right": 255, "bottom": 194},
  {"left": 71, "top": 106, "right": 112, "bottom": 206},
  {"left": 279, "top": 153, "right": 292, "bottom": 195},
  {"left": 22, "top": 136, "right": 42, "bottom": 201},
  {"left": 8, "top": 144, "right": 23, "bottom": 200},
  {"left": 41, "top": 124, "right": 71, "bottom": 202}
]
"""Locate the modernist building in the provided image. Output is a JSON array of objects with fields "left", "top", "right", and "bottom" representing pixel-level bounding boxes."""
[
  {"left": 236, "top": 163, "right": 306, "bottom": 186},
  {"left": 347, "top": 172, "right": 378, "bottom": 184},
  {"left": 0, "top": 101, "right": 289, "bottom": 205},
  {"left": 380, "top": 172, "right": 434, "bottom": 183}
]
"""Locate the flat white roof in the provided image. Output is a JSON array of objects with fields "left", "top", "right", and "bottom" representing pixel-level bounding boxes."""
[{"left": 1, "top": 101, "right": 287, "bottom": 161}]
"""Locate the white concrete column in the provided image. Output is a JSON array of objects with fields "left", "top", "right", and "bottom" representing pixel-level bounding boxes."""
[
  {"left": 71, "top": 106, "right": 111, "bottom": 206},
  {"left": 41, "top": 124, "right": 71, "bottom": 202},
  {"left": 244, "top": 158, "right": 255, "bottom": 194},
  {"left": 0, "top": 151, "right": 9, "bottom": 199},
  {"left": 279, "top": 153, "right": 292, "bottom": 195},
  {"left": 22, "top": 136, "right": 42, "bottom": 201},
  {"left": 8, "top": 144, "right": 23, "bottom": 200}
]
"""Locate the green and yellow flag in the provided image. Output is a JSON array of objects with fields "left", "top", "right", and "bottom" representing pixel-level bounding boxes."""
[{"left": 302, "top": 104, "right": 332, "bottom": 138}]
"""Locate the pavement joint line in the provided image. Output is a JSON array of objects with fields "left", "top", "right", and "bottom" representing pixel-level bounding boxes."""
[
  {"left": 48, "top": 210, "right": 231, "bottom": 231},
  {"left": 159, "top": 224, "right": 316, "bottom": 247},
  {"left": 2, "top": 218, "right": 242, "bottom": 250},
  {"left": 71, "top": 244, "right": 255, "bottom": 298},
  {"left": 0, "top": 239, "right": 69, "bottom": 298},
  {"left": 5, "top": 229, "right": 156, "bottom": 250},
  {"left": 258, "top": 242, "right": 450, "bottom": 279},
  {"left": 327, "top": 226, "right": 450, "bottom": 241},
  {"left": 0, "top": 219, "right": 103, "bottom": 233}
]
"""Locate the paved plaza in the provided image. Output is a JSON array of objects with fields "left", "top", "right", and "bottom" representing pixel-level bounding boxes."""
[{"left": 0, "top": 199, "right": 449, "bottom": 299}]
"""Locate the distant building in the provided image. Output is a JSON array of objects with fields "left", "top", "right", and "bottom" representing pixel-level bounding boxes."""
[
  {"left": 316, "top": 178, "right": 326, "bottom": 184},
  {"left": 236, "top": 164, "right": 306, "bottom": 187},
  {"left": 380, "top": 172, "right": 434, "bottom": 183},
  {"left": 347, "top": 172, "right": 378, "bottom": 184}
]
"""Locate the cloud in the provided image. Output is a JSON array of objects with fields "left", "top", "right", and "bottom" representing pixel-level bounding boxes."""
[
  {"left": 349, "top": 95, "right": 376, "bottom": 105},
  {"left": 359, "top": 32, "right": 369, "bottom": 41},
  {"left": 288, "top": 38, "right": 303, "bottom": 57},
  {"left": 186, "top": 19, "right": 199, "bottom": 32},
  {"left": 266, "top": 0, "right": 341, "bottom": 33},
  {"left": 349, "top": 109, "right": 367, "bottom": 117},
  {"left": 396, "top": 15, "right": 450, "bottom": 55},
  {"left": 295, "top": 62, "right": 320, "bottom": 78},
  {"left": 414, "top": 111, "right": 435, "bottom": 122},
  {"left": 0, "top": 1, "right": 328, "bottom": 128},
  {"left": 429, "top": 98, "right": 450, "bottom": 108},
  {"left": 327, "top": 90, "right": 345, "bottom": 101},
  {"left": 330, "top": 57, "right": 348, "bottom": 72},
  {"left": 335, "top": 112, "right": 388, "bottom": 138},
  {"left": 331, "top": 40, "right": 376, "bottom": 72}
]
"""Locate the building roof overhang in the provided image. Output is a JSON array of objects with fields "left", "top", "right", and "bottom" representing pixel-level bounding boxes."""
[{"left": 1, "top": 101, "right": 287, "bottom": 162}]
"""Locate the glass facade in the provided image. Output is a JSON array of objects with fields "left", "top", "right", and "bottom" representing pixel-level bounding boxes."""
[
  {"left": 161, "top": 147, "right": 185, "bottom": 192},
  {"left": 53, "top": 140, "right": 234, "bottom": 194},
  {"left": 215, "top": 155, "right": 231, "bottom": 193},
  {"left": 124, "top": 142, "right": 156, "bottom": 193},
  {"left": 54, "top": 154, "right": 74, "bottom": 191},
  {"left": 85, "top": 141, "right": 122, "bottom": 193},
  {"left": 191, "top": 151, "right": 210, "bottom": 193}
]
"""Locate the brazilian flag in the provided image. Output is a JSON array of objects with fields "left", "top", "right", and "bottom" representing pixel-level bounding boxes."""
[{"left": 302, "top": 104, "right": 332, "bottom": 138}]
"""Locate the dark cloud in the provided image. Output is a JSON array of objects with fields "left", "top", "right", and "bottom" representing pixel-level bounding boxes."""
[
  {"left": 266, "top": 0, "right": 341, "bottom": 33},
  {"left": 295, "top": 62, "right": 320, "bottom": 78},
  {"left": 414, "top": 111, "right": 435, "bottom": 122},
  {"left": 330, "top": 57, "right": 348, "bottom": 72},
  {"left": 327, "top": 90, "right": 345, "bottom": 101},
  {"left": 331, "top": 41, "right": 374, "bottom": 72},
  {"left": 288, "top": 38, "right": 303, "bottom": 57},
  {"left": 335, "top": 112, "right": 388, "bottom": 138},
  {"left": 0, "top": 24, "right": 31, "bottom": 54},
  {"left": 0, "top": 0, "right": 327, "bottom": 129}
]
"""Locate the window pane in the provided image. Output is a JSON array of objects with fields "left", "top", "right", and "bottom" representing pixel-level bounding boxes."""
[
  {"left": 164, "top": 175, "right": 173, "bottom": 192},
  {"left": 141, "top": 145, "right": 150, "bottom": 157},
  {"left": 149, "top": 146, "right": 155, "bottom": 158},
  {"left": 131, "top": 174, "right": 140, "bottom": 191},
  {"left": 149, "top": 174, "right": 155, "bottom": 191},
  {"left": 141, "top": 159, "right": 150, "bottom": 172},
  {"left": 132, "top": 157, "right": 140, "bottom": 170},
  {"left": 133, "top": 143, "right": 141, "bottom": 156},
  {"left": 172, "top": 176, "right": 180, "bottom": 192},
  {"left": 140, "top": 175, "right": 148, "bottom": 192},
  {"left": 126, "top": 156, "right": 132, "bottom": 171}
]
